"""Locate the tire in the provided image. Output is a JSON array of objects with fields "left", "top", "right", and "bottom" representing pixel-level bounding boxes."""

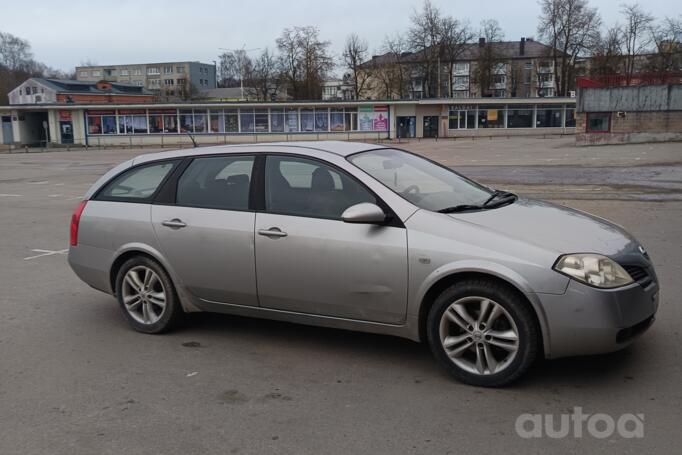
[
  {"left": 426, "top": 278, "right": 539, "bottom": 387},
  {"left": 114, "top": 256, "right": 183, "bottom": 334}
]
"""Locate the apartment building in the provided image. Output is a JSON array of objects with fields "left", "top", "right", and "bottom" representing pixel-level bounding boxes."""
[
  {"left": 362, "top": 38, "right": 562, "bottom": 100},
  {"left": 75, "top": 61, "right": 216, "bottom": 99}
]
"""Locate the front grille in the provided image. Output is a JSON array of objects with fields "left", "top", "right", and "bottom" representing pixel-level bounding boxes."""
[{"left": 621, "top": 264, "right": 653, "bottom": 287}]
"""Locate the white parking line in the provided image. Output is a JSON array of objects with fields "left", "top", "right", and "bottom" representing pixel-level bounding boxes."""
[
  {"left": 24, "top": 249, "right": 69, "bottom": 260},
  {"left": 26, "top": 181, "right": 49, "bottom": 185},
  {"left": 0, "top": 194, "right": 22, "bottom": 197}
]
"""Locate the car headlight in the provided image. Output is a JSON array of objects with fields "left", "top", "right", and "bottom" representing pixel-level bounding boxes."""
[{"left": 554, "top": 253, "right": 634, "bottom": 288}]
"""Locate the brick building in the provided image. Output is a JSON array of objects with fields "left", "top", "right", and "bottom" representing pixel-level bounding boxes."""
[{"left": 575, "top": 75, "right": 682, "bottom": 145}]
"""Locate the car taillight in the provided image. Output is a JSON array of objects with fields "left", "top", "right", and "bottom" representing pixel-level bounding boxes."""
[{"left": 70, "top": 200, "right": 88, "bottom": 246}]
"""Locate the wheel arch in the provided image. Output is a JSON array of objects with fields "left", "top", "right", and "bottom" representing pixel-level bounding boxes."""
[{"left": 416, "top": 268, "right": 551, "bottom": 358}]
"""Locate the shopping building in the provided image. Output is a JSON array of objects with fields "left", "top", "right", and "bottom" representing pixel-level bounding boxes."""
[{"left": 1, "top": 97, "right": 575, "bottom": 147}]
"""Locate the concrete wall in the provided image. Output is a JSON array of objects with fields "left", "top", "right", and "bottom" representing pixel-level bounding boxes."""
[
  {"left": 576, "top": 111, "right": 682, "bottom": 145},
  {"left": 578, "top": 85, "right": 682, "bottom": 112}
]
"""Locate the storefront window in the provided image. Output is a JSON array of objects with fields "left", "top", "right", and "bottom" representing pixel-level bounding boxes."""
[
  {"left": 225, "top": 109, "right": 238, "bottom": 132},
  {"left": 209, "top": 110, "right": 224, "bottom": 133},
  {"left": 466, "top": 110, "right": 476, "bottom": 129},
  {"left": 285, "top": 108, "right": 299, "bottom": 132},
  {"left": 330, "top": 109, "right": 344, "bottom": 132},
  {"left": 255, "top": 109, "right": 269, "bottom": 132},
  {"left": 507, "top": 106, "right": 533, "bottom": 128},
  {"left": 180, "top": 110, "right": 194, "bottom": 133},
  {"left": 88, "top": 116, "right": 102, "bottom": 134},
  {"left": 194, "top": 110, "right": 207, "bottom": 133},
  {"left": 240, "top": 108, "right": 255, "bottom": 133},
  {"left": 478, "top": 105, "right": 505, "bottom": 128},
  {"left": 536, "top": 107, "right": 563, "bottom": 127},
  {"left": 149, "top": 115, "right": 163, "bottom": 133},
  {"left": 163, "top": 114, "right": 178, "bottom": 133},
  {"left": 315, "top": 108, "right": 329, "bottom": 132},
  {"left": 300, "top": 108, "right": 314, "bottom": 132},
  {"left": 102, "top": 116, "right": 117, "bottom": 134},
  {"left": 270, "top": 108, "right": 285, "bottom": 132},
  {"left": 565, "top": 108, "right": 576, "bottom": 127},
  {"left": 344, "top": 107, "right": 357, "bottom": 131}
]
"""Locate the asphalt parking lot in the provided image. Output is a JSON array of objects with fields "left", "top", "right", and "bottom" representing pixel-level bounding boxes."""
[{"left": 1, "top": 137, "right": 681, "bottom": 454}]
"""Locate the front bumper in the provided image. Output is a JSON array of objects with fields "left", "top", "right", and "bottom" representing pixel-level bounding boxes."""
[{"left": 537, "top": 278, "right": 659, "bottom": 359}]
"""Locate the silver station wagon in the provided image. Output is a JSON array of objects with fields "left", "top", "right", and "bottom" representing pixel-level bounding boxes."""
[{"left": 68, "top": 141, "right": 658, "bottom": 386}]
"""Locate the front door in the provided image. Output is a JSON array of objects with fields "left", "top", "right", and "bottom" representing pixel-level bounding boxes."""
[
  {"left": 60, "top": 121, "right": 73, "bottom": 144},
  {"left": 255, "top": 155, "right": 408, "bottom": 324},
  {"left": 151, "top": 155, "right": 258, "bottom": 306},
  {"left": 1, "top": 117, "right": 13, "bottom": 144},
  {"left": 423, "top": 116, "right": 439, "bottom": 138}
]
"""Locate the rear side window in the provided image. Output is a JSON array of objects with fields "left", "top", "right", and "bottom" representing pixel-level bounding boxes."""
[
  {"left": 176, "top": 155, "right": 254, "bottom": 210},
  {"left": 97, "top": 161, "right": 176, "bottom": 201}
]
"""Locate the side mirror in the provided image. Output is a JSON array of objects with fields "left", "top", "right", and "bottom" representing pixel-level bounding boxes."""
[{"left": 341, "top": 203, "right": 386, "bottom": 224}]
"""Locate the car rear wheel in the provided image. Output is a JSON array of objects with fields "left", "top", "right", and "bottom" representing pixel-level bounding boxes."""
[
  {"left": 426, "top": 278, "right": 539, "bottom": 387},
  {"left": 115, "top": 256, "right": 182, "bottom": 334}
]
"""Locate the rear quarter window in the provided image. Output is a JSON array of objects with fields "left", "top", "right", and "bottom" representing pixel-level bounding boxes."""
[{"left": 96, "top": 161, "right": 177, "bottom": 202}]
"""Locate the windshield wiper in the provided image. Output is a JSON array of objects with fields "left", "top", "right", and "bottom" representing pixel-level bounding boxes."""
[
  {"left": 437, "top": 204, "right": 484, "bottom": 213},
  {"left": 483, "top": 190, "right": 516, "bottom": 206},
  {"left": 437, "top": 190, "right": 517, "bottom": 214}
]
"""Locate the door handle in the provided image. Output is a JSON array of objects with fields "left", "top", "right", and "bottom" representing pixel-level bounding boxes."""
[
  {"left": 257, "top": 227, "right": 287, "bottom": 238},
  {"left": 162, "top": 218, "right": 187, "bottom": 229}
]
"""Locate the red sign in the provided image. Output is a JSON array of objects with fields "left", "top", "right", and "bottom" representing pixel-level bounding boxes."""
[
  {"left": 374, "top": 105, "right": 388, "bottom": 112},
  {"left": 117, "top": 109, "right": 146, "bottom": 115},
  {"left": 86, "top": 110, "right": 115, "bottom": 116},
  {"left": 59, "top": 110, "right": 72, "bottom": 121}
]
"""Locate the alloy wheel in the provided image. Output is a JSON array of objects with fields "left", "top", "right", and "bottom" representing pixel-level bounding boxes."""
[
  {"left": 439, "top": 296, "right": 519, "bottom": 375},
  {"left": 121, "top": 266, "right": 167, "bottom": 325}
]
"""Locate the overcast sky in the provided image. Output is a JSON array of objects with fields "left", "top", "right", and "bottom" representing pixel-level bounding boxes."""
[{"left": 1, "top": 0, "right": 679, "bottom": 72}]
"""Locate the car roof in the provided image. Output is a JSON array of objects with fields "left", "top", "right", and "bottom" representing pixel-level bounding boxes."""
[{"left": 132, "top": 141, "right": 389, "bottom": 165}]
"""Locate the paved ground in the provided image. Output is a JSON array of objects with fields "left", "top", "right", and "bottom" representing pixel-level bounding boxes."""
[{"left": 1, "top": 137, "right": 681, "bottom": 454}]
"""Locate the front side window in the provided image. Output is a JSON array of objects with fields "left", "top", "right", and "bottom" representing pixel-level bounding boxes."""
[
  {"left": 176, "top": 156, "right": 254, "bottom": 210},
  {"left": 349, "top": 148, "right": 492, "bottom": 212},
  {"left": 98, "top": 161, "right": 176, "bottom": 201},
  {"left": 265, "top": 156, "right": 376, "bottom": 220}
]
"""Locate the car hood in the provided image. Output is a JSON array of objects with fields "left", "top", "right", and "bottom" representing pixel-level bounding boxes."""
[{"left": 447, "top": 198, "right": 639, "bottom": 257}]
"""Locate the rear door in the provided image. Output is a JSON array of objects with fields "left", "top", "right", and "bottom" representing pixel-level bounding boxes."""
[{"left": 151, "top": 154, "right": 258, "bottom": 306}]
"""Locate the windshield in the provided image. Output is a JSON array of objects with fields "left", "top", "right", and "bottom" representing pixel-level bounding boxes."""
[{"left": 349, "top": 148, "right": 495, "bottom": 212}]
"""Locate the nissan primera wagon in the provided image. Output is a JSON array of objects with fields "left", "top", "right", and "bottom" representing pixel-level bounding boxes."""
[{"left": 68, "top": 141, "right": 658, "bottom": 386}]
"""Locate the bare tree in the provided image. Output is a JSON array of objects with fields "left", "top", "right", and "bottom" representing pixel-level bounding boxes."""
[
  {"left": 440, "top": 17, "right": 473, "bottom": 97},
  {"left": 620, "top": 3, "right": 654, "bottom": 82},
  {"left": 343, "top": 33, "right": 371, "bottom": 99},
  {"left": 0, "top": 32, "right": 33, "bottom": 71},
  {"left": 217, "top": 49, "right": 252, "bottom": 88},
  {"left": 647, "top": 16, "right": 682, "bottom": 81},
  {"left": 538, "top": 0, "right": 601, "bottom": 96},
  {"left": 408, "top": 0, "right": 444, "bottom": 97},
  {"left": 249, "top": 48, "right": 282, "bottom": 101},
  {"left": 277, "top": 26, "right": 333, "bottom": 100},
  {"left": 590, "top": 25, "right": 624, "bottom": 76},
  {"left": 472, "top": 19, "right": 505, "bottom": 97}
]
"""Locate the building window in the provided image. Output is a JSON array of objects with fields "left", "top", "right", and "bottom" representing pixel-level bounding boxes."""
[
  {"left": 225, "top": 109, "right": 239, "bottom": 132},
  {"left": 538, "top": 73, "right": 553, "bottom": 84},
  {"left": 240, "top": 108, "right": 255, "bottom": 133},
  {"left": 507, "top": 106, "right": 533, "bottom": 128},
  {"left": 118, "top": 112, "right": 148, "bottom": 134},
  {"left": 537, "top": 88, "right": 555, "bottom": 97},
  {"left": 163, "top": 66, "right": 173, "bottom": 74},
  {"left": 104, "top": 69, "right": 115, "bottom": 77},
  {"left": 120, "top": 69, "right": 129, "bottom": 76},
  {"left": 91, "top": 70, "right": 101, "bottom": 77},
  {"left": 493, "top": 63, "right": 506, "bottom": 74},
  {"left": 453, "top": 76, "right": 469, "bottom": 91},
  {"left": 255, "top": 109, "right": 269, "bottom": 132},
  {"left": 176, "top": 66, "right": 185, "bottom": 73},
  {"left": 454, "top": 62, "right": 469, "bottom": 75},
  {"left": 133, "top": 68, "right": 142, "bottom": 76},
  {"left": 587, "top": 113, "right": 610, "bottom": 132},
  {"left": 147, "top": 67, "right": 160, "bottom": 75},
  {"left": 492, "top": 89, "right": 506, "bottom": 97},
  {"left": 78, "top": 71, "right": 89, "bottom": 78},
  {"left": 164, "top": 79, "right": 174, "bottom": 86}
]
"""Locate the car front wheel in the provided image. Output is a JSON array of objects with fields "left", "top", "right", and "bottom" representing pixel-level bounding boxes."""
[{"left": 426, "top": 278, "right": 539, "bottom": 387}]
